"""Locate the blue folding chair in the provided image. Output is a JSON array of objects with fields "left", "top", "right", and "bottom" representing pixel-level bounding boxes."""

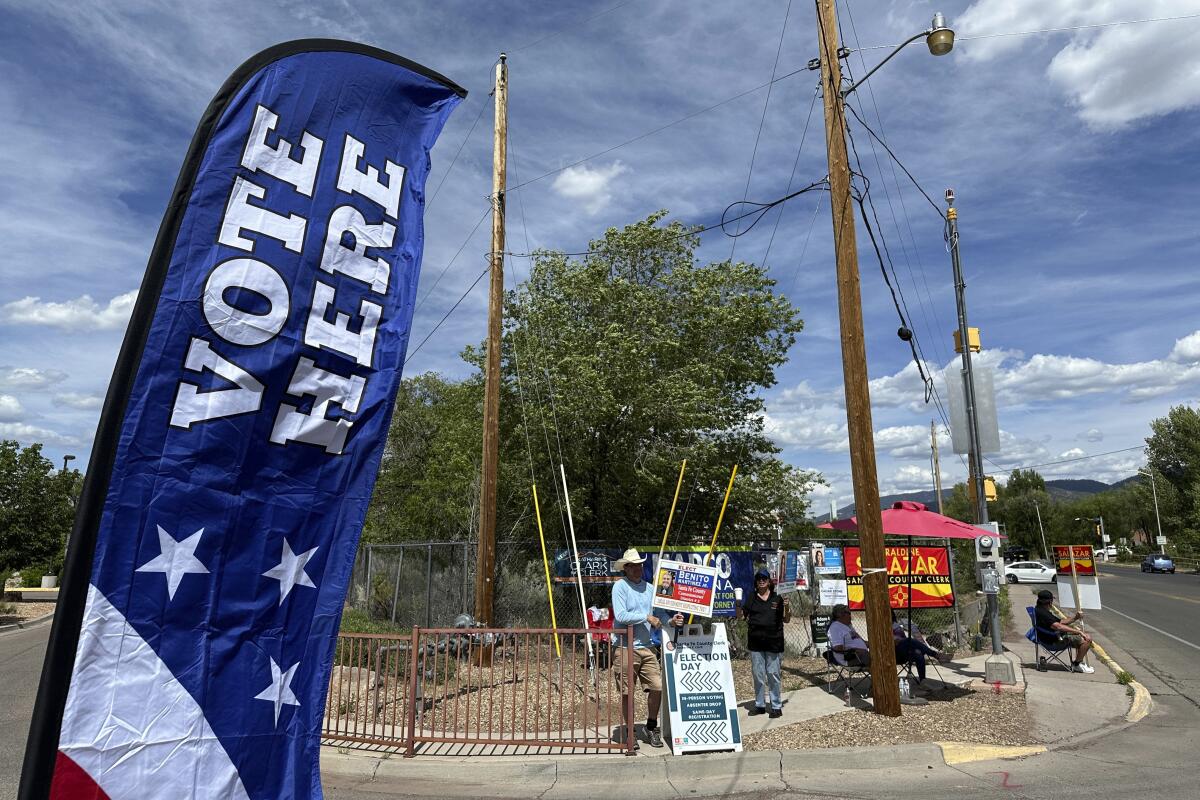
[{"left": 1025, "top": 606, "right": 1072, "bottom": 672}]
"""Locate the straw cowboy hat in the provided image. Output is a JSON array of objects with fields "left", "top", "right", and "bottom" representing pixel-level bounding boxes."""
[{"left": 613, "top": 548, "right": 646, "bottom": 570}]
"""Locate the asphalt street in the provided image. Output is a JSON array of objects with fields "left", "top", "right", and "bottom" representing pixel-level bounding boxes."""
[{"left": 0, "top": 624, "right": 49, "bottom": 800}]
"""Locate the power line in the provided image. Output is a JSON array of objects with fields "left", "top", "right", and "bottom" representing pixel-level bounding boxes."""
[
  {"left": 414, "top": 206, "right": 491, "bottom": 314},
  {"left": 731, "top": 0, "right": 794, "bottom": 261},
  {"left": 404, "top": 264, "right": 490, "bottom": 366},
  {"left": 763, "top": 84, "right": 820, "bottom": 269},
  {"left": 852, "top": 12, "right": 1200, "bottom": 51},
  {"left": 986, "top": 445, "right": 1146, "bottom": 474},
  {"left": 506, "top": 65, "right": 811, "bottom": 193}
]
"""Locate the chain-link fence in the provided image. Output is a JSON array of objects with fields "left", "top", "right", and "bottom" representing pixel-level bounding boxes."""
[{"left": 347, "top": 536, "right": 990, "bottom": 658}]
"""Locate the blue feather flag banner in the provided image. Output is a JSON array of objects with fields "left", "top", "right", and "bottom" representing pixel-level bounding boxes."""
[{"left": 21, "top": 41, "right": 464, "bottom": 800}]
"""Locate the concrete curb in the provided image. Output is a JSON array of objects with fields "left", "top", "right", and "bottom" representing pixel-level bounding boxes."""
[
  {"left": 1090, "top": 640, "right": 1153, "bottom": 723},
  {"left": 0, "top": 611, "right": 55, "bottom": 635}
]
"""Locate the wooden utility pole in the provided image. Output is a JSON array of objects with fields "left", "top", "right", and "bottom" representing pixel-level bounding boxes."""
[
  {"left": 475, "top": 54, "right": 507, "bottom": 626},
  {"left": 931, "top": 420, "right": 944, "bottom": 514},
  {"left": 814, "top": 0, "right": 900, "bottom": 716}
]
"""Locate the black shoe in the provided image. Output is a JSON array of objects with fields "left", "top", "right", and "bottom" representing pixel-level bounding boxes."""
[
  {"left": 648, "top": 727, "right": 663, "bottom": 747},
  {"left": 748, "top": 705, "right": 767, "bottom": 716},
  {"left": 768, "top": 708, "right": 782, "bottom": 719}
]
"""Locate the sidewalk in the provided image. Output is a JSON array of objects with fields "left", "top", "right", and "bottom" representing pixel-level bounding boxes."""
[{"left": 321, "top": 628, "right": 1139, "bottom": 797}]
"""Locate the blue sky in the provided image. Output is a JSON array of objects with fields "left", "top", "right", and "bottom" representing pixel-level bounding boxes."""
[{"left": 2, "top": 0, "right": 1200, "bottom": 513}]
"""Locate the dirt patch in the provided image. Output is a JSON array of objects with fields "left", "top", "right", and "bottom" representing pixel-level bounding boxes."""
[
  {"left": 743, "top": 684, "right": 1036, "bottom": 750},
  {"left": 0, "top": 602, "right": 56, "bottom": 626}
]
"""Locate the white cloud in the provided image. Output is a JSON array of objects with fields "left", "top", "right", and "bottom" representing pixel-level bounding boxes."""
[
  {"left": 551, "top": 161, "right": 629, "bottom": 214},
  {"left": 1058, "top": 447, "right": 1086, "bottom": 459},
  {"left": 959, "top": 0, "right": 1200, "bottom": 128},
  {"left": 0, "top": 421, "right": 87, "bottom": 448},
  {"left": 0, "top": 366, "right": 69, "bottom": 391},
  {"left": 1169, "top": 330, "right": 1200, "bottom": 363},
  {"left": 1080, "top": 428, "right": 1104, "bottom": 442},
  {"left": 0, "top": 290, "right": 137, "bottom": 331},
  {"left": 874, "top": 425, "right": 929, "bottom": 459},
  {"left": 883, "top": 465, "right": 934, "bottom": 495},
  {"left": 53, "top": 392, "right": 104, "bottom": 410},
  {"left": 0, "top": 394, "right": 24, "bottom": 422}
]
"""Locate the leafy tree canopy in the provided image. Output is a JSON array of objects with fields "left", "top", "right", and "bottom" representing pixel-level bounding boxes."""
[
  {"left": 0, "top": 440, "right": 80, "bottom": 573},
  {"left": 368, "top": 212, "right": 823, "bottom": 548}
]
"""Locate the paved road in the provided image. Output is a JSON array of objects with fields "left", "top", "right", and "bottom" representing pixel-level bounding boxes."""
[
  {"left": 0, "top": 624, "right": 50, "bottom": 800},
  {"left": 1086, "top": 564, "right": 1200, "bottom": 706}
]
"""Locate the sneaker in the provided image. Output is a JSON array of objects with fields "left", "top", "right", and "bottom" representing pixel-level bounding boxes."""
[
  {"left": 648, "top": 727, "right": 663, "bottom": 748},
  {"left": 768, "top": 708, "right": 782, "bottom": 719},
  {"left": 748, "top": 705, "right": 767, "bottom": 716},
  {"left": 1073, "top": 662, "right": 1095, "bottom": 674}
]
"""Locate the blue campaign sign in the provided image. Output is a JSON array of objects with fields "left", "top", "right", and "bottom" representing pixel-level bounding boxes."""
[
  {"left": 24, "top": 42, "right": 464, "bottom": 800},
  {"left": 824, "top": 547, "right": 844, "bottom": 571}
]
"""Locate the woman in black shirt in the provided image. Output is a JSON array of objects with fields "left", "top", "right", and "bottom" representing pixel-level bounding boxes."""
[{"left": 740, "top": 569, "right": 791, "bottom": 717}]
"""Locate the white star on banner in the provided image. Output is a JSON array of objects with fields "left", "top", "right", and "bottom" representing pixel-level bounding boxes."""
[
  {"left": 254, "top": 656, "right": 301, "bottom": 726},
  {"left": 135, "top": 525, "right": 209, "bottom": 600},
  {"left": 262, "top": 540, "right": 318, "bottom": 605}
]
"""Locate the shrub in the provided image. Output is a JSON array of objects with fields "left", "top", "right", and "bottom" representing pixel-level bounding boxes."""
[
  {"left": 1116, "top": 669, "right": 1135, "bottom": 685},
  {"left": 21, "top": 563, "right": 51, "bottom": 588}
]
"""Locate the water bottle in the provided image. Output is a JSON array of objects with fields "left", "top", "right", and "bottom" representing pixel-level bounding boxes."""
[
  {"left": 900, "top": 677, "right": 910, "bottom": 699},
  {"left": 843, "top": 685, "right": 851, "bottom": 706}
]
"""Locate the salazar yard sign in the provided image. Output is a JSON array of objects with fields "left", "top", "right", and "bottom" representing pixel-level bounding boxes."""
[{"left": 845, "top": 545, "right": 954, "bottom": 610}]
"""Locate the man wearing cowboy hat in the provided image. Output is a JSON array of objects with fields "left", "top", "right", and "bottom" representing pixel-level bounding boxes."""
[{"left": 611, "top": 547, "right": 683, "bottom": 748}]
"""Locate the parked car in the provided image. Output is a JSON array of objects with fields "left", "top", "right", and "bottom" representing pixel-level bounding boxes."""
[
  {"left": 1093, "top": 545, "right": 1117, "bottom": 558},
  {"left": 1003, "top": 546, "right": 1030, "bottom": 562},
  {"left": 1141, "top": 553, "right": 1176, "bottom": 574},
  {"left": 1004, "top": 561, "right": 1057, "bottom": 583}
]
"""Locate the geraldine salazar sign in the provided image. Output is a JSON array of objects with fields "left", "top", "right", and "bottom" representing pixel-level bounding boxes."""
[{"left": 652, "top": 559, "right": 718, "bottom": 617}]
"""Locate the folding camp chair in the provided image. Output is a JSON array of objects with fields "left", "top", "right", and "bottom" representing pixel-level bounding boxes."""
[
  {"left": 1025, "top": 606, "right": 1073, "bottom": 672},
  {"left": 823, "top": 648, "right": 871, "bottom": 696}
]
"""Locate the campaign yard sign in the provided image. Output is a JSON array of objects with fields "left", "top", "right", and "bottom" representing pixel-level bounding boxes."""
[
  {"left": 652, "top": 559, "right": 718, "bottom": 617},
  {"left": 662, "top": 623, "right": 741, "bottom": 754},
  {"left": 845, "top": 546, "right": 954, "bottom": 610},
  {"left": 774, "top": 550, "right": 807, "bottom": 594},
  {"left": 1054, "top": 545, "right": 1097, "bottom": 576}
]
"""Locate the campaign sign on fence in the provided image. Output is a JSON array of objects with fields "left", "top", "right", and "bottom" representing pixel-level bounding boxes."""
[
  {"left": 1054, "top": 545, "right": 1096, "bottom": 576},
  {"left": 653, "top": 559, "right": 718, "bottom": 617},
  {"left": 662, "top": 623, "right": 741, "bottom": 754},
  {"left": 819, "top": 579, "right": 848, "bottom": 606},
  {"left": 845, "top": 546, "right": 954, "bottom": 610},
  {"left": 774, "top": 550, "right": 807, "bottom": 594}
]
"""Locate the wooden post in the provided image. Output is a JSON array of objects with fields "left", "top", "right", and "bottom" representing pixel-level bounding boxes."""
[
  {"left": 475, "top": 53, "right": 507, "bottom": 627},
  {"left": 815, "top": 0, "right": 900, "bottom": 716}
]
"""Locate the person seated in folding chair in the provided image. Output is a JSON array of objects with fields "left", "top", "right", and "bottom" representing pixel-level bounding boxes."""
[
  {"left": 891, "top": 610, "right": 950, "bottom": 689},
  {"left": 1033, "top": 589, "right": 1094, "bottom": 673},
  {"left": 828, "top": 603, "right": 870, "bottom": 667}
]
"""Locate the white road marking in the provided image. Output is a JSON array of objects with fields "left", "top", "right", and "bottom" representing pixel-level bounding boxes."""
[{"left": 1105, "top": 606, "right": 1200, "bottom": 651}]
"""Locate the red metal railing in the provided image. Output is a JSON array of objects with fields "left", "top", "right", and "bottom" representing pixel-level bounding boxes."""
[{"left": 322, "top": 626, "right": 637, "bottom": 756}]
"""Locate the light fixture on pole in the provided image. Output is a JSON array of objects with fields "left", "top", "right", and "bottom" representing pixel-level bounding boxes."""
[
  {"left": 1138, "top": 469, "right": 1165, "bottom": 549},
  {"left": 813, "top": 2, "right": 954, "bottom": 716},
  {"left": 62, "top": 454, "right": 76, "bottom": 472},
  {"left": 841, "top": 12, "right": 955, "bottom": 97}
]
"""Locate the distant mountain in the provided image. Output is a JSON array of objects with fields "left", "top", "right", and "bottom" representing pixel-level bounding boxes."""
[{"left": 814, "top": 477, "right": 1134, "bottom": 521}]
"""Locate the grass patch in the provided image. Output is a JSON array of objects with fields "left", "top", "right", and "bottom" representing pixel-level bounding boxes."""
[
  {"left": 1116, "top": 669, "right": 1135, "bottom": 685},
  {"left": 338, "top": 607, "right": 410, "bottom": 636}
]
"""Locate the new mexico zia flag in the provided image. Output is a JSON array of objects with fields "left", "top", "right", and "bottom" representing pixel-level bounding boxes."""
[
  {"left": 20, "top": 41, "right": 463, "bottom": 800},
  {"left": 845, "top": 545, "right": 954, "bottom": 610}
]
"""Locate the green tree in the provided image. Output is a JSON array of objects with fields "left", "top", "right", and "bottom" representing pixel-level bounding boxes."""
[
  {"left": 494, "top": 212, "right": 819, "bottom": 544},
  {"left": 368, "top": 212, "right": 822, "bottom": 548},
  {"left": 1145, "top": 405, "right": 1200, "bottom": 549},
  {"left": 992, "top": 470, "right": 1053, "bottom": 558},
  {"left": 0, "top": 441, "right": 80, "bottom": 573}
]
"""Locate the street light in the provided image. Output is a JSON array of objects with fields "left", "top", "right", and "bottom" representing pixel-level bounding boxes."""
[
  {"left": 813, "top": 2, "right": 956, "bottom": 715},
  {"left": 842, "top": 12, "right": 955, "bottom": 96},
  {"left": 1138, "top": 469, "right": 1165, "bottom": 550},
  {"left": 61, "top": 454, "right": 75, "bottom": 472}
]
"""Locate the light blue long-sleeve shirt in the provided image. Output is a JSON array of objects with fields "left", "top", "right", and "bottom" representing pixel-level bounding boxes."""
[{"left": 611, "top": 576, "right": 673, "bottom": 649}]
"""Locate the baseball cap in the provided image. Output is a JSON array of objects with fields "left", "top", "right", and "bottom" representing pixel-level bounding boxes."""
[
  {"left": 754, "top": 569, "right": 771, "bottom": 580},
  {"left": 1037, "top": 589, "right": 1054, "bottom": 602}
]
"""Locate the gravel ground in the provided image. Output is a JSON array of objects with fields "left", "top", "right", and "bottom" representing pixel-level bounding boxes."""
[
  {"left": 742, "top": 685, "right": 1036, "bottom": 750},
  {"left": 0, "top": 602, "right": 56, "bottom": 625}
]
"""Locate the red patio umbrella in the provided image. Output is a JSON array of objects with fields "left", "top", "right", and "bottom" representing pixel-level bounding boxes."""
[{"left": 818, "top": 500, "right": 995, "bottom": 540}]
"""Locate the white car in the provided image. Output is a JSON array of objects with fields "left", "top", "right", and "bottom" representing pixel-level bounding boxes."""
[{"left": 1004, "top": 561, "right": 1057, "bottom": 584}]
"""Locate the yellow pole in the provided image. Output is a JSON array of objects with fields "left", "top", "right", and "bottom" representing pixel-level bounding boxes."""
[
  {"left": 689, "top": 464, "right": 738, "bottom": 624},
  {"left": 532, "top": 483, "right": 561, "bottom": 657},
  {"left": 657, "top": 460, "right": 688, "bottom": 567}
]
